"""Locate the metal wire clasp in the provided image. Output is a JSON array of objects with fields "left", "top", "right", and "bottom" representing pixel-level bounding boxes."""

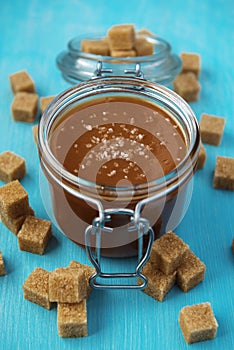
[
  {"left": 124, "top": 63, "right": 144, "bottom": 78},
  {"left": 85, "top": 208, "right": 154, "bottom": 290},
  {"left": 93, "top": 61, "right": 144, "bottom": 79},
  {"left": 93, "top": 61, "right": 113, "bottom": 77}
]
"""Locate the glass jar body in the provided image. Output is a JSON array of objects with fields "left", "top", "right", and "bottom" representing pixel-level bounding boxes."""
[{"left": 38, "top": 77, "right": 200, "bottom": 257}]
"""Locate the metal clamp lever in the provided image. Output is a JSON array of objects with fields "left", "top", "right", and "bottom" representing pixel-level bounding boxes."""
[
  {"left": 93, "top": 61, "right": 144, "bottom": 79},
  {"left": 124, "top": 63, "right": 144, "bottom": 79},
  {"left": 85, "top": 208, "right": 154, "bottom": 290},
  {"left": 93, "top": 61, "right": 113, "bottom": 77}
]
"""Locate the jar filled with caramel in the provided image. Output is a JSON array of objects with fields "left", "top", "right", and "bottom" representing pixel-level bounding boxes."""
[{"left": 38, "top": 70, "right": 200, "bottom": 288}]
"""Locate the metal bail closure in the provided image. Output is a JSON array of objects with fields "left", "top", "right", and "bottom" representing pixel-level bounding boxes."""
[
  {"left": 85, "top": 208, "right": 154, "bottom": 290},
  {"left": 93, "top": 61, "right": 113, "bottom": 78},
  {"left": 124, "top": 63, "right": 144, "bottom": 79},
  {"left": 93, "top": 61, "right": 144, "bottom": 79}
]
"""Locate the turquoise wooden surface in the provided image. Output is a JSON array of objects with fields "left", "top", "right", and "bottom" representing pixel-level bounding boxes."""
[{"left": 0, "top": 0, "right": 233, "bottom": 349}]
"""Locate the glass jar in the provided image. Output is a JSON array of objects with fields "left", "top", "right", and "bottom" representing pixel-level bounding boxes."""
[
  {"left": 38, "top": 74, "right": 200, "bottom": 288},
  {"left": 56, "top": 34, "right": 181, "bottom": 86}
]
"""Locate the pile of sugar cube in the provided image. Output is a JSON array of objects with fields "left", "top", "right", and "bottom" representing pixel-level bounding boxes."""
[
  {"left": 81, "top": 24, "right": 155, "bottom": 58},
  {"left": 140, "top": 231, "right": 218, "bottom": 344},
  {"left": 23, "top": 261, "right": 95, "bottom": 338}
]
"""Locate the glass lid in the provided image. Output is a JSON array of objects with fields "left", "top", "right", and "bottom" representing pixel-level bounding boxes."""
[{"left": 56, "top": 34, "right": 181, "bottom": 85}]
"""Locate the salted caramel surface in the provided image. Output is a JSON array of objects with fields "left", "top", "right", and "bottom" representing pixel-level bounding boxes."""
[{"left": 49, "top": 96, "right": 187, "bottom": 187}]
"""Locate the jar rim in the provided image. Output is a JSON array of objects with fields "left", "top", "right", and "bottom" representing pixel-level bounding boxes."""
[{"left": 38, "top": 77, "right": 200, "bottom": 196}]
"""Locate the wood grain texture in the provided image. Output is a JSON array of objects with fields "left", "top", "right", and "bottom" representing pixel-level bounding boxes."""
[{"left": 0, "top": 0, "right": 233, "bottom": 349}]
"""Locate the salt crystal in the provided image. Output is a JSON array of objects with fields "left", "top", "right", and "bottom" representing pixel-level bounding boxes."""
[
  {"left": 120, "top": 151, "right": 128, "bottom": 159},
  {"left": 145, "top": 115, "right": 153, "bottom": 123},
  {"left": 107, "top": 170, "right": 116, "bottom": 177},
  {"left": 85, "top": 124, "right": 92, "bottom": 131},
  {"left": 137, "top": 134, "right": 144, "bottom": 140},
  {"left": 131, "top": 128, "right": 138, "bottom": 134}
]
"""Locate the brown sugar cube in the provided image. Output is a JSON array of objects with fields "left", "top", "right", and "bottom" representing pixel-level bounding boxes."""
[
  {"left": 32, "top": 125, "right": 39, "bottom": 145},
  {"left": 200, "top": 113, "right": 225, "bottom": 146},
  {"left": 0, "top": 151, "right": 26, "bottom": 183},
  {"left": 49, "top": 267, "right": 86, "bottom": 303},
  {"left": 134, "top": 37, "right": 154, "bottom": 56},
  {"left": 40, "top": 95, "right": 55, "bottom": 114},
  {"left": 0, "top": 180, "right": 29, "bottom": 219},
  {"left": 69, "top": 260, "right": 95, "bottom": 299},
  {"left": 213, "top": 156, "right": 234, "bottom": 190},
  {"left": 139, "top": 261, "right": 176, "bottom": 301},
  {"left": 179, "top": 302, "right": 218, "bottom": 344},
  {"left": 57, "top": 301, "right": 87, "bottom": 338},
  {"left": 180, "top": 52, "right": 201, "bottom": 77},
  {"left": 173, "top": 72, "right": 200, "bottom": 102},
  {"left": 81, "top": 40, "right": 109, "bottom": 56},
  {"left": 9, "top": 70, "right": 35, "bottom": 93},
  {"left": 137, "top": 28, "right": 156, "bottom": 37},
  {"left": 23, "top": 267, "right": 51, "bottom": 309},
  {"left": 110, "top": 49, "right": 136, "bottom": 57},
  {"left": 11, "top": 92, "right": 38, "bottom": 123},
  {"left": 108, "top": 24, "right": 135, "bottom": 50},
  {"left": 197, "top": 143, "right": 206, "bottom": 169},
  {"left": 0, "top": 251, "right": 6, "bottom": 276},
  {"left": 1, "top": 206, "right": 34, "bottom": 235},
  {"left": 176, "top": 250, "right": 206, "bottom": 292},
  {"left": 1, "top": 214, "right": 26, "bottom": 235},
  {"left": 101, "top": 37, "right": 109, "bottom": 44},
  {"left": 150, "top": 231, "right": 189, "bottom": 275},
  {"left": 18, "top": 216, "right": 52, "bottom": 255}
]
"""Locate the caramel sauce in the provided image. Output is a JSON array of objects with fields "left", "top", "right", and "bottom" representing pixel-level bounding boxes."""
[
  {"left": 50, "top": 96, "right": 186, "bottom": 187},
  {"left": 46, "top": 96, "right": 188, "bottom": 256}
]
